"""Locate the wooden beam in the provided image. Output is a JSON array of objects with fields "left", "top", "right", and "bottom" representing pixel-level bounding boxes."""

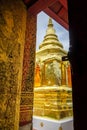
[
  {"left": 58, "top": 0, "right": 68, "bottom": 10},
  {"left": 44, "top": 7, "right": 69, "bottom": 30},
  {"left": 28, "top": 0, "right": 58, "bottom": 15},
  {"left": 58, "top": 7, "right": 68, "bottom": 23}
]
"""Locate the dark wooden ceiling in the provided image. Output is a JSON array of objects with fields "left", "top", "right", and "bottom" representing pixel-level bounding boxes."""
[{"left": 23, "top": 0, "right": 68, "bottom": 30}]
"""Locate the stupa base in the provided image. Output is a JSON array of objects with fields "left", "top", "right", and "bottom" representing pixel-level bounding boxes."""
[{"left": 33, "top": 116, "right": 73, "bottom": 130}]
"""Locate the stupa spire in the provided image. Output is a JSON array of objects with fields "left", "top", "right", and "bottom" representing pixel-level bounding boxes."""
[
  {"left": 46, "top": 17, "right": 56, "bottom": 35},
  {"left": 48, "top": 17, "right": 53, "bottom": 27}
]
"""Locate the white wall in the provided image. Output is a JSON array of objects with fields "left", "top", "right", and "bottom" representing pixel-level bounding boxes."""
[{"left": 33, "top": 116, "right": 73, "bottom": 130}]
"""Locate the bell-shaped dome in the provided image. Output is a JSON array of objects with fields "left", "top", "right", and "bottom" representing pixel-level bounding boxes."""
[{"left": 39, "top": 17, "right": 63, "bottom": 49}]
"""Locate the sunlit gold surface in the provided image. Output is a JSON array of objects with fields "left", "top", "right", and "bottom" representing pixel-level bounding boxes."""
[
  {"left": 33, "top": 86, "right": 73, "bottom": 119},
  {"left": 33, "top": 18, "right": 72, "bottom": 120},
  {"left": 34, "top": 63, "right": 41, "bottom": 87}
]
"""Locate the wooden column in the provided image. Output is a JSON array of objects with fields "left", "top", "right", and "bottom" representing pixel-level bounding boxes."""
[{"left": 0, "top": 0, "right": 26, "bottom": 129}]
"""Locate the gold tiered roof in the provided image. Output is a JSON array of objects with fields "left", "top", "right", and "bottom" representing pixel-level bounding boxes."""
[{"left": 39, "top": 18, "right": 66, "bottom": 55}]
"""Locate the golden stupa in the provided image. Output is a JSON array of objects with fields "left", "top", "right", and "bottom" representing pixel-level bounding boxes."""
[{"left": 33, "top": 18, "right": 72, "bottom": 120}]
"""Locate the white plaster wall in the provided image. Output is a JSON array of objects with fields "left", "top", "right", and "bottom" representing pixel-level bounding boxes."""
[{"left": 33, "top": 116, "right": 74, "bottom": 130}]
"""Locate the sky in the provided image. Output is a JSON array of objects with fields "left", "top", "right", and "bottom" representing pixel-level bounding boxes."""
[{"left": 36, "top": 11, "right": 70, "bottom": 51}]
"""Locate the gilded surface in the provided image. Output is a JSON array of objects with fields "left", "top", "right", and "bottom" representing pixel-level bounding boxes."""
[
  {"left": 0, "top": 0, "right": 26, "bottom": 129},
  {"left": 33, "top": 18, "right": 72, "bottom": 120},
  {"left": 45, "top": 60, "right": 61, "bottom": 86},
  {"left": 33, "top": 87, "right": 73, "bottom": 119}
]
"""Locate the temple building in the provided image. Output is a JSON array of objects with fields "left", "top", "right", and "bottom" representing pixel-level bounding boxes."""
[{"left": 33, "top": 17, "right": 73, "bottom": 126}]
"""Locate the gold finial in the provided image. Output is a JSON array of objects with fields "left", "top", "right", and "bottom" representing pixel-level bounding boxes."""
[
  {"left": 48, "top": 17, "right": 53, "bottom": 27},
  {"left": 46, "top": 17, "right": 55, "bottom": 35}
]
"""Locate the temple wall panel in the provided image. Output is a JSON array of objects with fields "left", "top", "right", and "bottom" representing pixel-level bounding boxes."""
[
  {"left": 0, "top": 0, "right": 26, "bottom": 130},
  {"left": 20, "top": 12, "right": 36, "bottom": 127}
]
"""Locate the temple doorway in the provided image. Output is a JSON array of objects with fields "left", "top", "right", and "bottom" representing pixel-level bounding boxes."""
[{"left": 33, "top": 11, "right": 73, "bottom": 130}]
